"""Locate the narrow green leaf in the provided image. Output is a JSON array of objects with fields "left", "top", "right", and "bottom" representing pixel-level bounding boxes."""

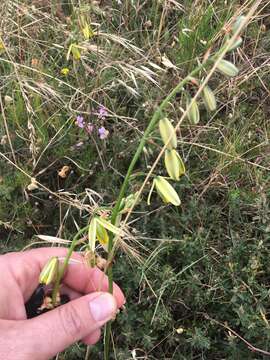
[
  {"left": 96, "top": 217, "right": 123, "bottom": 236},
  {"left": 96, "top": 221, "right": 109, "bottom": 251}
]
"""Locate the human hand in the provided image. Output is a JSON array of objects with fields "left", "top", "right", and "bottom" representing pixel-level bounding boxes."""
[{"left": 0, "top": 247, "right": 125, "bottom": 360}]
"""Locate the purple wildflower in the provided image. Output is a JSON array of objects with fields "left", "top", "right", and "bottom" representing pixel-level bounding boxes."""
[
  {"left": 98, "top": 126, "right": 109, "bottom": 140},
  {"left": 76, "top": 115, "right": 85, "bottom": 128},
  {"left": 85, "top": 123, "right": 94, "bottom": 134},
  {"left": 97, "top": 105, "right": 108, "bottom": 120}
]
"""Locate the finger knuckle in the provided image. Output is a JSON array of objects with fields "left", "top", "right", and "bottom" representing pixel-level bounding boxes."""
[{"left": 58, "top": 303, "right": 83, "bottom": 338}]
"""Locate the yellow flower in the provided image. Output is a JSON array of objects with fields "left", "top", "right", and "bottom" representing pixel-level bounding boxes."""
[{"left": 61, "top": 67, "right": 70, "bottom": 76}]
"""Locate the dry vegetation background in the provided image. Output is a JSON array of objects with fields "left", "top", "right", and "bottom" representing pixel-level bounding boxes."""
[{"left": 0, "top": 0, "right": 270, "bottom": 359}]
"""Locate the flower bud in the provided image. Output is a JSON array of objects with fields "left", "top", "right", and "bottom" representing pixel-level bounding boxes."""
[
  {"left": 39, "top": 257, "right": 59, "bottom": 285},
  {"left": 159, "top": 118, "right": 177, "bottom": 149},
  {"left": 165, "top": 149, "right": 185, "bottom": 181},
  {"left": 187, "top": 99, "right": 200, "bottom": 124},
  {"left": 154, "top": 176, "right": 181, "bottom": 206},
  {"left": 202, "top": 85, "right": 217, "bottom": 111},
  {"left": 217, "top": 59, "right": 239, "bottom": 77}
]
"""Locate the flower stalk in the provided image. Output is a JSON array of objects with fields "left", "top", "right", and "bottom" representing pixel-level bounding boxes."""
[{"left": 103, "top": 55, "right": 215, "bottom": 359}]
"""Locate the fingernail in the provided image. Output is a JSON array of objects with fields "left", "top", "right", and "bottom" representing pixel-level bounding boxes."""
[{"left": 89, "top": 293, "right": 116, "bottom": 323}]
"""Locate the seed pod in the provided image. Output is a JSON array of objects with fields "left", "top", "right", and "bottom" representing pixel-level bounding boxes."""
[
  {"left": 159, "top": 118, "right": 177, "bottom": 149},
  {"left": 39, "top": 257, "right": 59, "bottom": 285},
  {"left": 232, "top": 16, "right": 246, "bottom": 34},
  {"left": 154, "top": 176, "right": 181, "bottom": 206},
  {"left": 165, "top": 149, "right": 185, "bottom": 181},
  {"left": 88, "top": 217, "right": 97, "bottom": 252},
  {"left": 217, "top": 59, "right": 239, "bottom": 77},
  {"left": 227, "top": 37, "right": 243, "bottom": 51},
  {"left": 187, "top": 99, "right": 200, "bottom": 124},
  {"left": 202, "top": 85, "right": 217, "bottom": 111}
]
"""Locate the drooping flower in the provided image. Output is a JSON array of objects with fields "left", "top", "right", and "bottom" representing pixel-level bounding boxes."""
[
  {"left": 98, "top": 126, "right": 109, "bottom": 140},
  {"left": 97, "top": 105, "right": 108, "bottom": 119},
  {"left": 76, "top": 115, "right": 85, "bottom": 128},
  {"left": 85, "top": 123, "right": 94, "bottom": 134}
]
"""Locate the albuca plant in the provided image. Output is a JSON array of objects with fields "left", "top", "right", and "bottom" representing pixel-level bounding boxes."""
[{"left": 33, "top": 11, "right": 254, "bottom": 360}]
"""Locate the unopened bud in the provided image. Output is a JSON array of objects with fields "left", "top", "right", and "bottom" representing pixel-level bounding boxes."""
[
  {"left": 202, "top": 85, "right": 217, "bottom": 111},
  {"left": 159, "top": 118, "right": 177, "bottom": 149},
  {"left": 217, "top": 59, "right": 239, "bottom": 77},
  {"left": 39, "top": 257, "right": 59, "bottom": 285},
  {"left": 187, "top": 99, "right": 200, "bottom": 124},
  {"left": 165, "top": 149, "right": 185, "bottom": 181}
]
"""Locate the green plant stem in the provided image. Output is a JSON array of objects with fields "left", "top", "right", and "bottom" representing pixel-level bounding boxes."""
[
  {"left": 103, "top": 58, "right": 212, "bottom": 360},
  {"left": 51, "top": 225, "right": 89, "bottom": 305}
]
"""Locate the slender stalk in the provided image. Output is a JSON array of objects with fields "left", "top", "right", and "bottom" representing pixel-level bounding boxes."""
[
  {"left": 103, "top": 59, "right": 211, "bottom": 360},
  {"left": 51, "top": 225, "right": 89, "bottom": 305}
]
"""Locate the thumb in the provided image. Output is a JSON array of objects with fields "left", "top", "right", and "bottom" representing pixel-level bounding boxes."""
[{"left": 22, "top": 292, "right": 117, "bottom": 360}]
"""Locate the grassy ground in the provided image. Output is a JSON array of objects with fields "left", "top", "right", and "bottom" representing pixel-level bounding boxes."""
[{"left": 0, "top": 0, "right": 270, "bottom": 359}]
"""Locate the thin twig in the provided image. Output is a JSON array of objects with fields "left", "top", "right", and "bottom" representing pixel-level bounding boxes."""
[{"left": 203, "top": 313, "right": 270, "bottom": 357}]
